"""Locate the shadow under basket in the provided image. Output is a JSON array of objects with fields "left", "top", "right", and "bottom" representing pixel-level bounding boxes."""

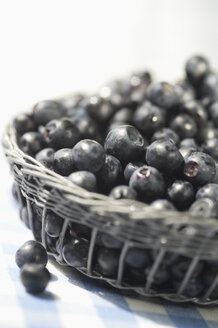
[{"left": 3, "top": 120, "right": 218, "bottom": 306}]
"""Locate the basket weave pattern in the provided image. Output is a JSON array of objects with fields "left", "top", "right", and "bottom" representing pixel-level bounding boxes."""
[{"left": 3, "top": 118, "right": 218, "bottom": 305}]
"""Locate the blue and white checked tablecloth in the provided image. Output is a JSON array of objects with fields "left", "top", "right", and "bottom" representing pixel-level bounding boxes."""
[{"left": 1, "top": 154, "right": 218, "bottom": 328}]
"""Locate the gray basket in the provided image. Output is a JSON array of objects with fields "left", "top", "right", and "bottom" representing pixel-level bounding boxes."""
[{"left": 3, "top": 116, "right": 218, "bottom": 306}]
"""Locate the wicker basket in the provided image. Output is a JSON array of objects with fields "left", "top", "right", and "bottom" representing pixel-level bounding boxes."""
[{"left": 3, "top": 114, "right": 218, "bottom": 306}]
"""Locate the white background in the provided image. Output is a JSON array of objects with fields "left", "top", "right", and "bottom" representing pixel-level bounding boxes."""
[{"left": 1, "top": 0, "right": 218, "bottom": 133}]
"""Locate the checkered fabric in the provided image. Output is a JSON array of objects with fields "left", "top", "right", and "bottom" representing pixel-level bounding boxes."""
[{"left": 1, "top": 156, "right": 218, "bottom": 328}]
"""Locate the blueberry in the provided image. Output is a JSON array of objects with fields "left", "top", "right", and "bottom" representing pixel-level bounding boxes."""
[
  {"left": 61, "top": 93, "right": 85, "bottom": 115},
  {"left": 167, "top": 180, "right": 195, "bottom": 210},
  {"left": 104, "top": 125, "right": 146, "bottom": 163},
  {"left": 173, "top": 277, "right": 204, "bottom": 297},
  {"left": 183, "top": 152, "right": 216, "bottom": 186},
  {"left": 145, "top": 264, "right": 171, "bottom": 286},
  {"left": 170, "top": 114, "right": 197, "bottom": 139},
  {"left": 129, "top": 71, "right": 152, "bottom": 89},
  {"left": 124, "top": 268, "right": 146, "bottom": 286},
  {"left": 35, "top": 148, "right": 54, "bottom": 169},
  {"left": 72, "top": 139, "right": 105, "bottom": 173},
  {"left": 44, "top": 118, "right": 80, "bottom": 149},
  {"left": 20, "top": 264, "right": 50, "bottom": 294},
  {"left": 209, "top": 101, "right": 218, "bottom": 127},
  {"left": 100, "top": 233, "right": 123, "bottom": 249},
  {"left": 189, "top": 198, "right": 218, "bottom": 218},
  {"left": 150, "top": 199, "right": 176, "bottom": 211},
  {"left": 197, "top": 122, "right": 218, "bottom": 143},
  {"left": 19, "top": 206, "right": 30, "bottom": 229},
  {"left": 147, "top": 82, "right": 179, "bottom": 109},
  {"left": 185, "top": 55, "right": 210, "bottom": 87},
  {"left": 71, "top": 115, "right": 102, "bottom": 142},
  {"left": 14, "top": 113, "right": 36, "bottom": 135},
  {"left": 133, "top": 100, "right": 165, "bottom": 137},
  {"left": 107, "top": 121, "right": 128, "bottom": 134},
  {"left": 202, "top": 265, "right": 218, "bottom": 287},
  {"left": 97, "top": 155, "right": 122, "bottom": 192},
  {"left": 110, "top": 107, "right": 133, "bottom": 125},
  {"left": 19, "top": 132, "right": 44, "bottom": 156},
  {"left": 62, "top": 238, "right": 89, "bottom": 268},
  {"left": 68, "top": 171, "right": 97, "bottom": 192},
  {"left": 151, "top": 128, "right": 180, "bottom": 145},
  {"left": 15, "top": 240, "right": 48, "bottom": 268},
  {"left": 53, "top": 148, "right": 74, "bottom": 176},
  {"left": 179, "top": 146, "right": 197, "bottom": 160},
  {"left": 171, "top": 257, "right": 204, "bottom": 281},
  {"left": 124, "top": 161, "right": 144, "bottom": 182},
  {"left": 146, "top": 139, "right": 184, "bottom": 174},
  {"left": 180, "top": 138, "right": 198, "bottom": 149},
  {"left": 151, "top": 250, "right": 179, "bottom": 267},
  {"left": 109, "top": 185, "right": 137, "bottom": 200},
  {"left": 125, "top": 248, "right": 150, "bottom": 269},
  {"left": 69, "top": 222, "right": 91, "bottom": 239},
  {"left": 97, "top": 248, "right": 119, "bottom": 277},
  {"left": 84, "top": 96, "right": 115, "bottom": 123},
  {"left": 129, "top": 165, "right": 165, "bottom": 203},
  {"left": 199, "top": 73, "right": 218, "bottom": 101},
  {"left": 180, "top": 100, "right": 208, "bottom": 127},
  {"left": 174, "top": 80, "right": 195, "bottom": 104},
  {"left": 212, "top": 164, "right": 218, "bottom": 184},
  {"left": 45, "top": 213, "right": 63, "bottom": 238},
  {"left": 202, "top": 138, "right": 218, "bottom": 161},
  {"left": 33, "top": 100, "right": 66, "bottom": 126}
]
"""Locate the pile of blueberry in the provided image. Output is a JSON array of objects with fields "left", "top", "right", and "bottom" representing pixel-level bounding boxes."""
[{"left": 13, "top": 55, "right": 218, "bottom": 298}]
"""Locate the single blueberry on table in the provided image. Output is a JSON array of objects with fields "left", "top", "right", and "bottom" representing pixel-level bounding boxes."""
[
  {"left": 133, "top": 100, "right": 166, "bottom": 137},
  {"left": 189, "top": 197, "right": 218, "bottom": 219},
  {"left": 53, "top": 148, "right": 74, "bottom": 176},
  {"left": 124, "top": 161, "right": 144, "bottom": 183},
  {"left": 167, "top": 180, "right": 195, "bottom": 210},
  {"left": 146, "top": 139, "right": 184, "bottom": 174},
  {"left": 129, "top": 165, "right": 165, "bottom": 203},
  {"left": 20, "top": 263, "right": 50, "bottom": 294},
  {"left": 146, "top": 82, "right": 179, "bottom": 109},
  {"left": 19, "top": 132, "right": 44, "bottom": 156},
  {"left": 68, "top": 171, "right": 97, "bottom": 192},
  {"left": 15, "top": 240, "right": 48, "bottom": 268},
  {"left": 196, "top": 183, "right": 218, "bottom": 202},
  {"left": 33, "top": 100, "right": 67, "bottom": 126},
  {"left": 151, "top": 128, "right": 180, "bottom": 145},
  {"left": 72, "top": 139, "right": 105, "bottom": 173},
  {"left": 35, "top": 148, "right": 55, "bottom": 169},
  {"left": 44, "top": 118, "right": 80, "bottom": 149},
  {"left": 183, "top": 151, "right": 216, "bottom": 186},
  {"left": 109, "top": 185, "right": 137, "bottom": 200},
  {"left": 104, "top": 125, "right": 146, "bottom": 164}
]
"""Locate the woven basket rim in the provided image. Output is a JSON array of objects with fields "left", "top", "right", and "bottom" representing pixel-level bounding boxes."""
[{"left": 3, "top": 114, "right": 218, "bottom": 228}]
